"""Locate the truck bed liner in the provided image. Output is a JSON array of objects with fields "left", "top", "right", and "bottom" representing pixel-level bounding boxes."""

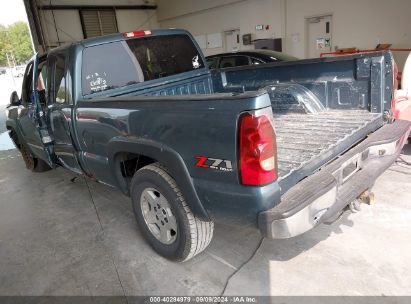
[{"left": 274, "top": 110, "right": 382, "bottom": 180}]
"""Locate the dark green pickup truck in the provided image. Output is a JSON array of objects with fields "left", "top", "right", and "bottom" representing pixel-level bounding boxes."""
[{"left": 5, "top": 29, "right": 410, "bottom": 261}]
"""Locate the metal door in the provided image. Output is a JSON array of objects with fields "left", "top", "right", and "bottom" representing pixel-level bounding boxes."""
[
  {"left": 224, "top": 29, "right": 240, "bottom": 52},
  {"left": 306, "top": 15, "right": 332, "bottom": 58}
]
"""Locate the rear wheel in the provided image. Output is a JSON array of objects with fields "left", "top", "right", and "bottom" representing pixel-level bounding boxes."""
[{"left": 131, "top": 163, "right": 214, "bottom": 262}]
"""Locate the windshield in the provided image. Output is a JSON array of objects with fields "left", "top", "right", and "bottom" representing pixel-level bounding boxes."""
[{"left": 81, "top": 34, "right": 204, "bottom": 95}]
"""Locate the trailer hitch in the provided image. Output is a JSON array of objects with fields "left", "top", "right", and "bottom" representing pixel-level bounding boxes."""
[{"left": 324, "top": 189, "right": 375, "bottom": 224}]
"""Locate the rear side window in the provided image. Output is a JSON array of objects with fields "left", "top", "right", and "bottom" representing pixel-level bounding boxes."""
[
  {"left": 82, "top": 34, "right": 204, "bottom": 95},
  {"left": 219, "top": 56, "right": 249, "bottom": 68},
  {"left": 206, "top": 57, "right": 218, "bottom": 69},
  {"left": 250, "top": 57, "right": 264, "bottom": 65},
  {"left": 21, "top": 63, "right": 33, "bottom": 106},
  {"left": 54, "top": 55, "right": 66, "bottom": 103}
]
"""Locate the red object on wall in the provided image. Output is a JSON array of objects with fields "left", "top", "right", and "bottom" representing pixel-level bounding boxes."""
[{"left": 320, "top": 48, "right": 411, "bottom": 57}]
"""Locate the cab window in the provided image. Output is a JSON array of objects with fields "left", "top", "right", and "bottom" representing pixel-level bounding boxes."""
[
  {"left": 37, "top": 60, "right": 48, "bottom": 107},
  {"left": 54, "top": 54, "right": 67, "bottom": 104},
  {"left": 81, "top": 34, "right": 204, "bottom": 95},
  {"left": 47, "top": 53, "right": 68, "bottom": 105},
  {"left": 219, "top": 56, "right": 249, "bottom": 68},
  {"left": 21, "top": 62, "right": 33, "bottom": 107},
  {"left": 250, "top": 57, "right": 264, "bottom": 65},
  {"left": 206, "top": 57, "right": 219, "bottom": 69}
]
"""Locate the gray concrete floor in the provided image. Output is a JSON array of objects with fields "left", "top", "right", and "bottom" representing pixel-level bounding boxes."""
[{"left": 0, "top": 143, "right": 410, "bottom": 296}]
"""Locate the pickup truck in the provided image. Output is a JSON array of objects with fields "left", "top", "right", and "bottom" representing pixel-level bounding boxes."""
[{"left": 5, "top": 29, "right": 411, "bottom": 262}]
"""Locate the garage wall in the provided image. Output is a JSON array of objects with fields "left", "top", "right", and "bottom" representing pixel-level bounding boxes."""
[
  {"left": 157, "top": 0, "right": 286, "bottom": 56},
  {"left": 157, "top": 0, "right": 245, "bottom": 21},
  {"left": 116, "top": 10, "right": 158, "bottom": 33},
  {"left": 31, "top": 0, "right": 159, "bottom": 51},
  {"left": 39, "top": 9, "right": 84, "bottom": 46},
  {"left": 157, "top": 0, "right": 411, "bottom": 69},
  {"left": 28, "top": 0, "right": 411, "bottom": 70},
  {"left": 285, "top": 0, "right": 411, "bottom": 68}
]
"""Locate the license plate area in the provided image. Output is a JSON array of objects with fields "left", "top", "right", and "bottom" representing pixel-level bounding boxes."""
[
  {"left": 335, "top": 154, "right": 362, "bottom": 184},
  {"left": 342, "top": 159, "right": 359, "bottom": 181}
]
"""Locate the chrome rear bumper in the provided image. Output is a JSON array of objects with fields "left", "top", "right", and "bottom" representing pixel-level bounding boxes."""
[{"left": 258, "top": 120, "right": 411, "bottom": 239}]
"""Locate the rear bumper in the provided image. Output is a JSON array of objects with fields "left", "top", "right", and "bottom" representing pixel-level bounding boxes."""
[{"left": 258, "top": 120, "right": 411, "bottom": 239}]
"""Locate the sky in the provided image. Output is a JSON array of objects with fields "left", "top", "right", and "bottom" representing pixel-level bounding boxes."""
[{"left": 0, "top": 0, "right": 29, "bottom": 26}]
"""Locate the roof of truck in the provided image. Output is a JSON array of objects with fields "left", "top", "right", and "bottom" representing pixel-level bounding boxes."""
[
  {"left": 78, "top": 28, "right": 192, "bottom": 48},
  {"left": 45, "top": 28, "right": 194, "bottom": 55}
]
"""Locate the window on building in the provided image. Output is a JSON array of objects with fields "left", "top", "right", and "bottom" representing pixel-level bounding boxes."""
[{"left": 80, "top": 9, "right": 118, "bottom": 38}]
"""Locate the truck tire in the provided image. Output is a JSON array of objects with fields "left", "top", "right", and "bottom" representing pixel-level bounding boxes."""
[
  {"left": 20, "top": 144, "right": 52, "bottom": 172},
  {"left": 130, "top": 163, "right": 214, "bottom": 262}
]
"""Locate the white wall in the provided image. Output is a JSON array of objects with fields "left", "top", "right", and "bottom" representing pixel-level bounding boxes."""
[
  {"left": 157, "top": 0, "right": 285, "bottom": 56},
  {"left": 116, "top": 10, "right": 158, "bottom": 33},
  {"left": 157, "top": 0, "right": 248, "bottom": 21},
  {"left": 157, "top": 0, "right": 411, "bottom": 69},
  {"left": 39, "top": 10, "right": 84, "bottom": 46},
  {"left": 33, "top": 0, "right": 411, "bottom": 70},
  {"left": 285, "top": 0, "right": 411, "bottom": 68},
  {"left": 35, "top": 0, "right": 159, "bottom": 49}
]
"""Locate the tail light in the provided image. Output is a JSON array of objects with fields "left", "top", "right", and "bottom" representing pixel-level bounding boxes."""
[
  {"left": 123, "top": 30, "right": 151, "bottom": 38},
  {"left": 239, "top": 107, "right": 277, "bottom": 186},
  {"left": 392, "top": 61, "right": 400, "bottom": 119}
]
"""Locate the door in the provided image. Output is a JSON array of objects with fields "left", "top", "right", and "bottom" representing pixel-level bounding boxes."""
[
  {"left": 224, "top": 29, "right": 240, "bottom": 52},
  {"left": 46, "top": 51, "right": 83, "bottom": 174},
  {"left": 306, "top": 15, "right": 332, "bottom": 58},
  {"left": 17, "top": 59, "right": 53, "bottom": 165}
]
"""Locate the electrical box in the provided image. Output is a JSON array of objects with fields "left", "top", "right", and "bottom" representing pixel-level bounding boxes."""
[
  {"left": 242, "top": 34, "right": 252, "bottom": 45},
  {"left": 254, "top": 38, "right": 282, "bottom": 52}
]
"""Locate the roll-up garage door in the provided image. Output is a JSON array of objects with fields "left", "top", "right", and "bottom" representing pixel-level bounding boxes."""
[{"left": 80, "top": 9, "right": 118, "bottom": 38}]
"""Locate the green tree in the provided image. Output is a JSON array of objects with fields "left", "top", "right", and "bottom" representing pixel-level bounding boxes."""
[
  {"left": 0, "top": 24, "right": 12, "bottom": 66},
  {"left": 0, "top": 21, "right": 33, "bottom": 66}
]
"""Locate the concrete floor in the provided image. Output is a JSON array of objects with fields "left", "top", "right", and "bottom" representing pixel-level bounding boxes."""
[{"left": 0, "top": 143, "right": 410, "bottom": 296}]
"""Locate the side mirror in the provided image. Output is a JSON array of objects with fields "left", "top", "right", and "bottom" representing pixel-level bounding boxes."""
[{"left": 10, "top": 91, "right": 20, "bottom": 106}]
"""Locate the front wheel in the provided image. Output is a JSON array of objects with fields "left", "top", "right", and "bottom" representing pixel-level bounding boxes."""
[
  {"left": 131, "top": 163, "right": 214, "bottom": 262},
  {"left": 20, "top": 144, "right": 51, "bottom": 172}
]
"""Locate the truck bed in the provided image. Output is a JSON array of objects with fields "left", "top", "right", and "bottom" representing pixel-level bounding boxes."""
[{"left": 274, "top": 110, "right": 382, "bottom": 187}]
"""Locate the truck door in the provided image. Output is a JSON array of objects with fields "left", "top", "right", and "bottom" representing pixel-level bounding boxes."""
[
  {"left": 17, "top": 59, "right": 53, "bottom": 166},
  {"left": 46, "top": 51, "right": 83, "bottom": 174}
]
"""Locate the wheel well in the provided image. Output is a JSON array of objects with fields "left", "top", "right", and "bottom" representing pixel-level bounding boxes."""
[{"left": 115, "top": 152, "right": 157, "bottom": 194}]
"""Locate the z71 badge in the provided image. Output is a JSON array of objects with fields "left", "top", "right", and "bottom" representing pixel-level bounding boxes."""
[{"left": 195, "top": 156, "right": 233, "bottom": 172}]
